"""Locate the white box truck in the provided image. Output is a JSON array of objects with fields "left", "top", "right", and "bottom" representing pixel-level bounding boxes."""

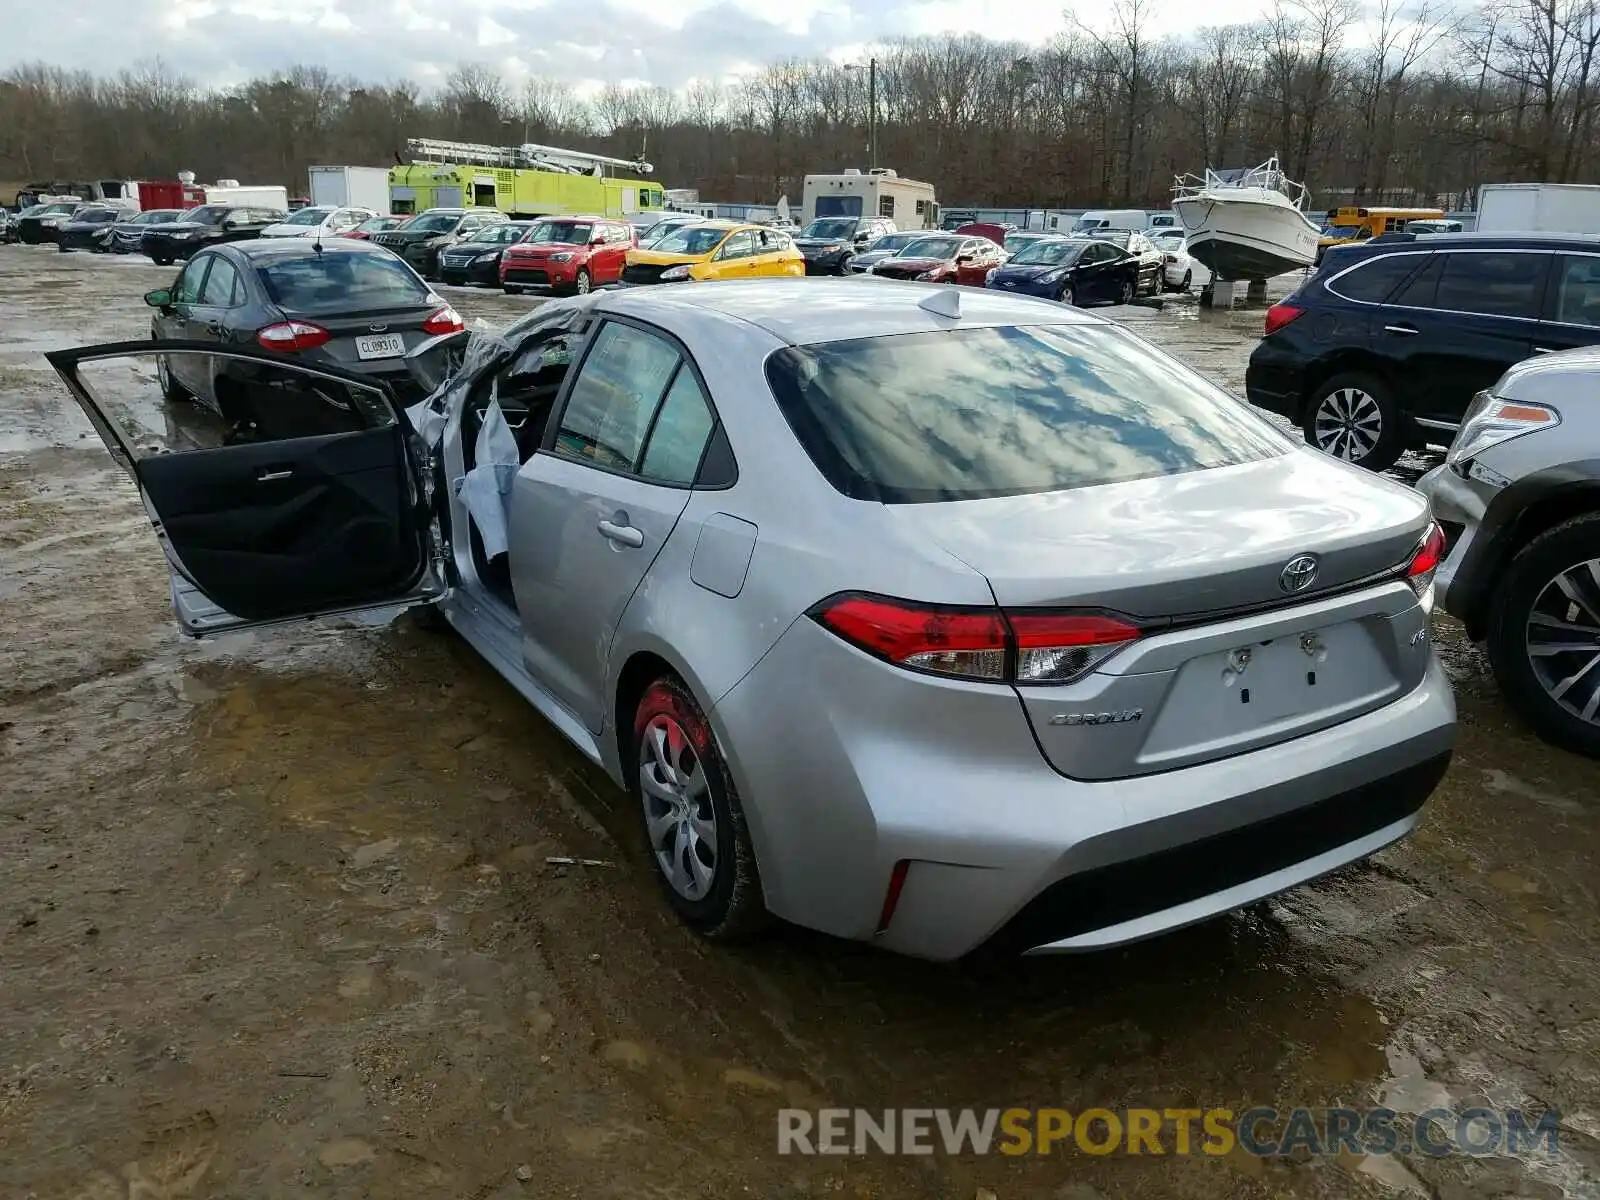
[
  {"left": 308, "top": 166, "right": 392, "bottom": 214},
  {"left": 203, "top": 181, "right": 290, "bottom": 210},
  {"left": 1476, "top": 183, "right": 1600, "bottom": 234}
]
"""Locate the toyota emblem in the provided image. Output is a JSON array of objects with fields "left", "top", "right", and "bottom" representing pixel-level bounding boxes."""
[
  {"left": 1279, "top": 554, "right": 1320, "bottom": 593},
  {"left": 368, "top": 322, "right": 388, "bottom": 333}
]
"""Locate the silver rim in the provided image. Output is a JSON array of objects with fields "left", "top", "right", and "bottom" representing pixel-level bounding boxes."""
[
  {"left": 575, "top": 271, "right": 591, "bottom": 294},
  {"left": 1313, "top": 388, "right": 1383, "bottom": 461},
  {"left": 1060, "top": 286, "right": 1074, "bottom": 306},
  {"left": 1525, "top": 558, "right": 1600, "bottom": 726},
  {"left": 638, "top": 713, "right": 718, "bottom": 900}
]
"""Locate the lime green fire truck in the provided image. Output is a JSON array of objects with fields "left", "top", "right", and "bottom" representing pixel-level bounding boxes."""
[{"left": 388, "top": 138, "right": 665, "bottom": 220}]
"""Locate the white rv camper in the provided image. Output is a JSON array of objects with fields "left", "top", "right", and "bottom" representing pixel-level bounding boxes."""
[{"left": 801, "top": 169, "right": 937, "bottom": 230}]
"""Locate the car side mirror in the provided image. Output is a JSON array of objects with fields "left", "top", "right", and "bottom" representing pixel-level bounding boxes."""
[
  {"left": 223, "top": 218, "right": 240, "bottom": 230},
  {"left": 143, "top": 288, "right": 172, "bottom": 308},
  {"left": 855, "top": 231, "right": 870, "bottom": 243},
  {"left": 956, "top": 253, "right": 974, "bottom": 264}
]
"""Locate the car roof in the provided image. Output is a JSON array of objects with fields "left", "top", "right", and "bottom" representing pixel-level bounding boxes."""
[
  {"left": 1346, "top": 231, "right": 1600, "bottom": 251},
  {"left": 223, "top": 238, "right": 392, "bottom": 261},
  {"left": 598, "top": 277, "right": 1109, "bottom": 346}
]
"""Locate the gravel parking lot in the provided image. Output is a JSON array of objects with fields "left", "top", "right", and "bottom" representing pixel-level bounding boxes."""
[{"left": 1, "top": 246, "right": 1596, "bottom": 1199}]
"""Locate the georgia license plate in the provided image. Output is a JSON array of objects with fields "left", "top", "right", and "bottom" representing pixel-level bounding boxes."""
[{"left": 356, "top": 333, "right": 405, "bottom": 360}]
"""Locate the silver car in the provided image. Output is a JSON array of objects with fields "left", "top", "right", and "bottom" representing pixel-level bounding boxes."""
[
  {"left": 1420, "top": 345, "right": 1600, "bottom": 758},
  {"left": 52, "top": 280, "right": 1456, "bottom": 960}
]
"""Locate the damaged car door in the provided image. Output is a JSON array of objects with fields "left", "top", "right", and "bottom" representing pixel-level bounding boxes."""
[{"left": 47, "top": 340, "right": 448, "bottom": 636}]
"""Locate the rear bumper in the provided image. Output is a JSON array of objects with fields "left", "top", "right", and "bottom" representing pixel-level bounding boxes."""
[
  {"left": 1245, "top": 346, "right": 1308, "bottom": 420},
  {"left": 713, "top": 618, "right": 1455, "bottom": 960}
]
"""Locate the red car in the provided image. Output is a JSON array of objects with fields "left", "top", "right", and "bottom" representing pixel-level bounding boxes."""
[
  {"left": 500, "top": 216, "right": 636, "bottom": 295},
  {"left": 868, "top": 233, "right": 1008, "bottom": 286},
  {"left": 340, "top": 215, "right": 406, "bottom": 240},
  {"left": 953, "top": 221, "right": 1015, "bottom": 247}
]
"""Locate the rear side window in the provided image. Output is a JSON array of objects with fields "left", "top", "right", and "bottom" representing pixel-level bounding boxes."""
[
  {"left": 556, "top": 322, "right": 681, "bottom": 471},
  {"left": 1326, "top": 253, "right": 1423, "bottom": 303},
  {"left": 198, "top": 256, "right": 238, "bottom": 305},
  {"left": 258, "top": 253, "right": 431, "bottom": 313},
  {"left": 1552, "top": 256, "right": 1600, "bottom": 328},
  {"left": 1433, "top": 252, "right": 1547, "bottom": 318},
  {"left": 764, "top": 325, "right": 1288, "bottom": 504}
]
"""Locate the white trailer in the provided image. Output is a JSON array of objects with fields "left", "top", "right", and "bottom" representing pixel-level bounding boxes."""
[
  {"left": 203, "top": 182, "right": 290, "bottom": 210},
  {"left": 801, "top": 168, "right": 938, "bottom": 230},
  {"left": 309, "top": 166, "right": 392, "bottom": 214},
  {"left": 1476, "top": 183, "right": 1600, "bottom": 234}
]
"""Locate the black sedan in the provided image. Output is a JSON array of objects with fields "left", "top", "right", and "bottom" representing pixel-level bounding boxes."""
[
  {"left": 140, "top": 205, "right": 286, "bottom": 265},
  {"left": 57, "top": 206, "right": 125, "bottom": 252},
  {"left": 436, "top": 221, "right": 535, "bottom": 286},
  {"left": 983, "top": 237, "right": 1142, "bottom": 306},
  {"left": 15, "top": 201, "right": 82, "bottom": 244},
  {"left": 145, "top": 239, "right": 465, "bottom": 437},
  {"left": 106, "top": 208, "right": 186, "bottom": 253}
]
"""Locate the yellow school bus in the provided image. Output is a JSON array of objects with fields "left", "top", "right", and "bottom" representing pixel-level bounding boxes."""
[{"left": 1316, "top": 206, "right": 1445, "bottom": 261}]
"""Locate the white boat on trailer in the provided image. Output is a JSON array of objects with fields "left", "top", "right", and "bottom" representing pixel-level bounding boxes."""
[{"left": 1172, "top": 158, "right": 1320, "bottom": 281}]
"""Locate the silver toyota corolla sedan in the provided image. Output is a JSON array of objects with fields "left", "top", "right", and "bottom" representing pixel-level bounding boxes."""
[{"left": 51, "top": 279, "right": 1456, "bottom": 960}]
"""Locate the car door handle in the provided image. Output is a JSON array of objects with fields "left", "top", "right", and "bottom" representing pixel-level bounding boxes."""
[
  {"left": 205, "top": 321, "right": 225, "bottom": 335},
  {"left": 257, "top": 467, "right": 293, "bottom": 482},
  {"left": 597, "top": 518, "right": 644, "bottom": 548},
  {"left": 1383, "top": 324, "right": 1420, "bottom": 336}
]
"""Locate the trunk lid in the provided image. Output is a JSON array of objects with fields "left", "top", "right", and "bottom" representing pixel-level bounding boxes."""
[{"left": 886, "top": 452, "right": 1435, "bottom": 779}]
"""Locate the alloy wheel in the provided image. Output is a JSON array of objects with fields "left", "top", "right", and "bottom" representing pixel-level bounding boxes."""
[
  {"left": 1524, "top": 558, "right": 1600, "bottom": 726},
  {"left": 1059, "top": 284, "right": 1075, "bottom": 307},
  {"left": 1119, "top": 280, "right": 1134, "bottom": 304},
  {"left": 575, "top": 269, "right": 592, "bottom": 295},
  {"left": 638, "top": 713, "right": 719, "bottom": 901},
  {"left": 1312, "top": 387, "right": 1383, "bottom": 462}
]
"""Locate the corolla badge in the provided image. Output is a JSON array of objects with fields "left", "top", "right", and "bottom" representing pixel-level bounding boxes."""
[
  {"left": 1049, "top": 709, "right": 1143, "bottom": 727},
  {"left": 1279, "top": 554, "right": 1320, "bottom": 594}
]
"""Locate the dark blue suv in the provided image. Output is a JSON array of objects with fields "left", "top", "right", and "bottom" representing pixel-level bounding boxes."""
[{"left": 1246, "top": 232, "right": 1600, "bottom": 471}]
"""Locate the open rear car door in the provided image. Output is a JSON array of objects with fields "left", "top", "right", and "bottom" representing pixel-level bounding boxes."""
[{"left": 47, "top": 339, "right": 448, "bottom": 636}]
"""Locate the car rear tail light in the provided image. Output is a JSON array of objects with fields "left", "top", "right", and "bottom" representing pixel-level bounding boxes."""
[
  {"left": 256, "top": 321, "right": 331, "bottom": 352},
  {"left": 1264, "top": 303, "right": 1304, "bottom": 336},
  {"left": 810, "top": 593, "right": 1141, "bottom": 685},
  {"left": 422, "top": 306, "right": 465, "bottom": 335},
  {"left": 1007, "top": 611, "right": 1143, "bottom": 683},
  {"left": 1163, "top": 253, "right": 1177, "bottom": 264},
  {"left": 1405, "top": 522, "right": 1446, "bottom": 604}
]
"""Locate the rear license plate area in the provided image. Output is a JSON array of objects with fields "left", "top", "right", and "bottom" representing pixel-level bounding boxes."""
[
  {"left": 1140, "top": 620, "right": 1397, "bottom": 760},
  {"left": 356, "top": 334, "right": 405, "bottom": 360}
]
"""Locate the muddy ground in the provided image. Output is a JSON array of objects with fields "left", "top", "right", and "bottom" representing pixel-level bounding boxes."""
[{"left": 1, "top": 246, "right": 1596, "bottom": 1200}]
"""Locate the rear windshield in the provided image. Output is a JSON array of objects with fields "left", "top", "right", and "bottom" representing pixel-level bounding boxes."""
[
  {"left": 258, "top": 252, "right": 431, "bottom": 313},
  {"left": 764, "top": 325, "right": 1288, "bottom": 503}
]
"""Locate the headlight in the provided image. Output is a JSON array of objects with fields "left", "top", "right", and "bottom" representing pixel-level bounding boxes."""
[
  {"left": 170, "top": 230, "right": 196, "bottom": 239},
  {"left": 659, "top": 264, "right": 692, "bottom": 282},
  {"left": 474, "top": 252, "right": 498, "bottom": 263},
  {"left": 984, "top": 268, "right": 997, "bottom": 284},
  {"left": 916, "top": 270, "right": 942, "bottom": 281},
  {"left": 1446, "top": 393, "right": 1559, "bottom": 476},
  {"left": 549, "top": 252, "right": 574, "bottom": 263}
]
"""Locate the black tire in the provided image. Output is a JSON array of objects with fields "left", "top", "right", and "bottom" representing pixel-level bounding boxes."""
[
  {"left": 631, "top": 675, "right": 767, "bottom": 939},
  {"left": 1058, "top": 282, "right": 1076, "bottom": 307},
  {"left": 574, "top": 267, "right": 592, "bottom": 295},
  {"left": 1181, "top": 270, "right": 1192, "bottom": 291},
  {"left": 1486, "top": 513, "right": 1600, "bottom": 758},
  {"left": 1117, "top": 278, "right": 1135, "bottom": 305},
  {"left": 1301, "top": 371, "right": 1405, "bottom": 472},
  {"left": 155, "top": 342, "right": 188, "bottom": 403},
  {"left": 503, "top": 284, "right": 522, "bottom": 295},
  {"left": 152, "top": 255, "right": 173, "bottom": 266}
]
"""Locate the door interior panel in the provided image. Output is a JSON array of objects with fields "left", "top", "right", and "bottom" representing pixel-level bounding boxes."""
[{"left": 137, "top": 426, "right": 424, "bottom": 619}]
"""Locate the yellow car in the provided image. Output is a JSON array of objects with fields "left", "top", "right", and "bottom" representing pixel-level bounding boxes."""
[{"left": 620, "top": 221, "right": 804, "bottom": 285}]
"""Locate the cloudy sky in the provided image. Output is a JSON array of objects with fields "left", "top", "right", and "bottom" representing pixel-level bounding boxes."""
[{"left": 29, "top": 0, "right": 1286, "bottom": 93}]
